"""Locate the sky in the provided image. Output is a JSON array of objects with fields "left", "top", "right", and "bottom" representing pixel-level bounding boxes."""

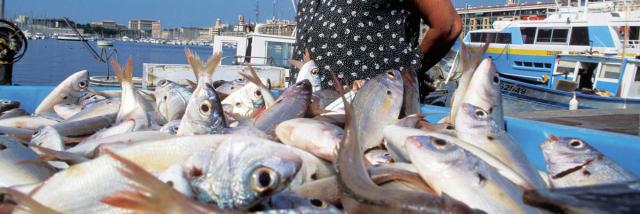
[{"left": 6, "top": 0, "right": 550, "bottom": 28}]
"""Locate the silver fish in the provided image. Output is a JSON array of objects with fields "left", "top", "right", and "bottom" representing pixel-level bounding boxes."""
[
  {"left": 0, "top": 115, "right": 61, "bottom": 130},
  {"left": 35, "top": 70, "right": 90, "bottom": 115},
  {"left": 290, "top": 48, "right": 321, "bottom": 92},
  {"left": 66, "top": 98, "right": 120, "bottom": 122},
  {"left": 254, "top": 80, "right": 312, "bottom": 138},
  {"left": 364, "top": 149, "right": 394, "bottom": 166},
  {"left": 0, "top": 108, "right": 29, "bottom": 120},
  {"left": 155, "top": 79, "right": 192, "bottom": 121},
  {"left": 160, "top": 119, "right": 181, "bottom": 135},
  {"left": 253, "top": 192, "right": 342, "bottom": 214},
  {"left": 406, "top": 135, "right": 540, "bottom": 214},
  {"left": 68, "top": 131, "right": 174, "bottom": 158},
  {"left": 541, "top": 135, "right": 637, "bottom": 188},
  {"left": 53, "top": 103, "right": 83, "bottom": 120},
  {"left": 191, "top": 138, "right": 302, "bottom": 210},
  {"left": 111, "top": 57, "right": 156, "bottom": 131},
  {"left": 0, "top": 99, "right": 20, "bottom": 113},
  {"left": 0, "top": 135, "right": 54, "bottom": 187},
  {"left": 177, "top": 50, "right": 226, "bottom": 136},
  {"left": 448, "top": 43, "right": 488, "bottom": 125},
  {"left": 275, "top": 118, "right": 343, "bottom": 162},
  {"left": 352, "top": 69, "right": 403, "bottom": 150},
  {"left": 216, "top": 78, "right": 247, "bottom": 96}
]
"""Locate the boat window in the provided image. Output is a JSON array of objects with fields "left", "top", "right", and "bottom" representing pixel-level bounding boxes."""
[
  {"left": 551, "top": 29, "right": 569, "bottom": 43},
  {"left": 544, "top": 63, "right": 552, "bottom": 68},
  {"left": 570, "top": 27, "right": 590, "bottom": 46},
  {"left": 523, "top": 62, "right": 533, "bottom": 67},
  {"left": 600, "top": 64, "right": 621, "bottom": 80},
  {"left": 470, "top": 32, "right": 482, "bottom": 42},
  {"left": 536, "top": 28, "right": 552, "bottom": 43},
  {"left": 496, "top": 33, "right": 512, "bottom": 44},
  {"left": 221, "top": 41, "right": 238, "bottom": 65},
  {"left": 266, "top": 41, "right": 294, "bottom": 68},
  {"left": 534, "top": 63, "right": 544, "bottom": 68},
  {"left": 611, "top": 13, "right": 620, "bottom": 17},
  {"left": 555, "top": 60, "right": 576, "bottom": 76},
  {"left": 520, "top": 27, "right": 536, "bottom": 44},
  {"left": 636, "top": 67, "right": 640, "bottom": 81},
  {"left": 514, "top": 61, "right": 523, "bottom": 66}
]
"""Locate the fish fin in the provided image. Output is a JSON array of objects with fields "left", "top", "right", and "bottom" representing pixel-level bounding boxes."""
[
  {"left": 0, "top": 188, "right": 60, "bottom": 214},
  {"left": 101, "top": 150, "right": 220, "bottom": 214},
  {"left": 124, "top": 57, "right": 134, "bottom": 83},
  {"left": 203, "top": 52, "right": 223, "bottom": 79},
  {"left": 184, "top": 48, "right": 201, "bottom": 83},
  {"left": 185, "top": 79, "right": 198, "bottom": 90},
  {"left": 28, "top": 144, "right": 89, "bottom": 164},
  {"left": 329, "top": 70, "right": 352, "bottom": 146},
  {"left": 240, "top": 64, "right": 268, "bottom": 90},
  {"left": 110, "top": 59, "right": 126, "bottom": 83},
  {"left": 289, "top": 60, "right": 304, "bottom": 69}
]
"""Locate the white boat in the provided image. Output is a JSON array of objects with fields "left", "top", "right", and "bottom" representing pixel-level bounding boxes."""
[
  {"left": 56, "top": 34, "right": 87, "bottom": 41},
  {"left": 96, "top": 40, "right": 114, "bottom": 47},
  {"left": 463, "top": 0, "right": 640, "bottom": 82}
]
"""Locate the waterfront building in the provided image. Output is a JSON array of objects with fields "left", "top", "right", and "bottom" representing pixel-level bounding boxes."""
[
  {"left": 128, "top": 19, "right": 160, "bottom": 37},
  {"left": 90, "top": 20, "right": 119, "bottom": 30}
]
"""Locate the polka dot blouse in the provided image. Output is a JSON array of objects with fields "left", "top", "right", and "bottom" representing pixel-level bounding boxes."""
[{"left": 291, "top": 0, "right": 423, "bottom": 88}]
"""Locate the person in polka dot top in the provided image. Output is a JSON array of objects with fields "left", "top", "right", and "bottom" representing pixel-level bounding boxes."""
[{"left": 291, "top": 0, "right": 461, "bottom": 100}]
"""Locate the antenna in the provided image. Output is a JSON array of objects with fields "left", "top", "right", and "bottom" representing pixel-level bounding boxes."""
[
  {"left": 273, "top": 0, "right": 277, "bottom": 19},
  {"left": 255, "top": 0, "right": 260, "bottom": 23}
]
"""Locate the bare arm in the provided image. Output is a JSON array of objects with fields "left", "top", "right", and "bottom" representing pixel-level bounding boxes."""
[{"left": 412, "top": 0, "right": 462, "bottom": 70}]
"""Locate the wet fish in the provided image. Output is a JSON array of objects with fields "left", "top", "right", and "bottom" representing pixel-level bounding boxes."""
[
  {"left": 449, "top": 43, "right": 488, "bottom": 125},
  {"left": 252, "top": 192, "right": 342, "bottom": 213},
  {"left": 333, "top": 75, "right": 476, "bottom": 214},
  {"left": 275, "top": 118, "right": 343, "bottom": 162},
  {"left": 155, "top": 79, "right": 192, "bottom": 121},
  {"left": 0, "top": 99, "right": 20, "bottom": 113},
  {"left": 239, "top": 64, "right": 276, "bottom": 108},
  {"left": 309, "top": 89, "right": 341, "bottom": 116},
  {"left": 111, "top": 57, "right": 156, "bottom": 131},
  {"left": 53, "top": 103, "right": 83, "bottom": 120},
  {"left": 177, "top": 50, "right": 226, "bottom": 135},
  {"left": 160, "top": 119, "right": 181, "bottom": 135},
  {"left": 0, "top": 108, "right": 29, "bottom": 120},
  {"left": 0, "top": 115, "right": 61, "bottom": 130},
  {"left": 68, "top": 131, "right": 174, "bottom": 158},
  {"left": 51, "top": 113, "right": 116, "bottom": 137},
  {"left": 222, "top": 81, "right": 265, "bottom": 118},
  {"left": 216, "top": 78, "right": 247, "bottom": 96},
  {"left": 34, "top": 70, "right": 90, "bottom": 115},
  {"left": 0, "top": 135, "right": 54, "bottom": 187},
  {"left": 290, "top": 49, "right": 321, "bottom": 92},
  {"left": 455, "top": 59, "right": 546, "bottom": 189},
  {"left": 541, "top": 135, "right": 637, "bottom": 188},
  {"left": 191, "top": 138, "right": 303, "bottom": 210},
  {"left": 364, "top": 149, "right": 394, "bottom": 166},
  {"left": 66, "top": 98, "right": 120, "bottom": 122},
  {"left": 253, "top": 80, "right": 312, "bottom": 138},
  {"left": 400, "top": 68, "right": 420, "bottom": 117},
  {"left": 224, "top": 125, "right": 272, "bottom": 140},
  {"left": 406, "top": 135, "right": 540, "bottom": 214},
  {"left": 352, "top": 70, "right": 404, "bottom": 150}
]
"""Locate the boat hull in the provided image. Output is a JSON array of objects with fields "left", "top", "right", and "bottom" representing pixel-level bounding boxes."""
[{"left": 500, "top": 78, "right": 640, "bottom": 109}]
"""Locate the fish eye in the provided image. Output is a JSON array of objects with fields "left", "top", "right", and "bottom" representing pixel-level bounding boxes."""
[
  {"left": 163, "top": 96, "right": 168, "bottom": 101},
  {"left": 311, "top": 68, "right": 320, "bottom": 75},
  {"left": 78, "top": 80, "right": 88, "bottom": 88},
  {"left": 1, "top": 100, "right": 9, "bottom": 104},
  {"left": 254, "top": 90, "right": 262, "bottom": 97},
  {"left": 309, "top": 199, "right": 327, "bottom": 208},
  {"left": 474, "top": 109, "right": 488, "bottom": 119},
  {"left": 386, "top": 90, "right": 392, "bottom": 95},
  {"left": 235, "top": 102, "right": 242, "bottom": 107},
  {"left": 386, "top": 70, "right": 395, "bottom": 79},
  {"left": 0, "top": 143, "right": 5, "bottom": 150},
  {"left": 170, "top": 126, "right": 179, "bottom": 135},
  {"left": 158, "top": 80, "right": 168, "bottom": 86},
  {"left": 199, "top": 101, "right": 212, "bottom": 115},
  {"left": 493, "top": 75, "right": 499, "bottom": 84},
  {"left": 431, "top": 138, "right": 450, "bottom": 150},
  {"left": 250, "top": 167, "right": 279, "bottom": 193},
  {"left": 569, "top": 139, "right": 585, "bottom": 149}
]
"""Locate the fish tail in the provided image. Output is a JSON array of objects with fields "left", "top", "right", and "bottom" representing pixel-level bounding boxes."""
[
  {"left": 101, "top": 150, "right": 220, "bottom": 214},
  {"left": 461, "top": 42, "right": 489, "bottom": 73},
  {"left": 110, "top": 57, "right": 134, "bottom": 85},
  {"left": 28, "top": 144, "right": 89, "bottom": 165},
  {"left": 0, "top": 188, "right": 60, "bottom": 214},
  {"left": 185, "top": 48, "right": 201, "bottom": 83},
  {"left": 110, "top": 59, "right": 126, "bottom": 83},
  {"left": 203, "top": 52, "right": 222, "bottom": 78},
  {"left": 239, "top": 63, "right": 268, "bottom": 90}
]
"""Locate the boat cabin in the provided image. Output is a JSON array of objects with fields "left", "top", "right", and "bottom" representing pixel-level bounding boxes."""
[{"left": 549, "top": 54, "right": 640, "bottom": 99}]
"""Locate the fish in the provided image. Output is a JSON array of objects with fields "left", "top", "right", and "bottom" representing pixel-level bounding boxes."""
[
  {"left": 13, "top": 135, "right": 236, "bottom": 213},
  {"left": 541, "top": 135, "right": 637, "bottom": 188},
  {"left": 405, "top": 135, "right": 540, "bottom": 214},
  {"left": 239, "top": 64, "right": 276, "bottom": 108},
  {"left": 0, "top": 135, "right": 54, "bottom": 187},
  {"left": 215, "top": 78, "right": 247, "bottom": 96},
  {"left": 275, "top": 118, "right": 343, "bottom": 162},
  {"left": 160, "top": 119, "right": 181, "bottom": 135},
  {"left": 253, "top": 80, "right": 312, "bottom": 138},
  {"left": 177, "top": 49, "right": 226, "bottom": 135},
  {"left": 0, "top": 99, "right": 20, "bottom": 113},
  {"left": 455, "top": 58, "right": 546, "bottom": 189},
  {"left": 0, "top": 108, "right": 29, "bottom": 120},
  {"left": 252, "top": 192, "right": 342, "bottom": 213},
  {"left": 400, "top": 68, "right": 421, "bottom": 117},
  {"left": 101, "top": 150, "right": 225, "bottom": 214},
  {"left": 352, "top": 70, "right": 404, "bottom": 150},
  {"left": 308, "top": 89, "right": 341, "bottom": 116},
  {"left": 191, "top": 138, "right": 303, "bottom": 210},
  {"left": 50, "top": 113, "right": 116, "bottom": 137},
  {"left": 66, "top": 98, "right": 120, "bottom": 122},
  {"left": 221, "top": 81, "right": 266, "bottom": 118},
  {"left": 34, "top": 70, "right": 90, "bottom": 115},
  {"left": 111, "top": 57, "right": 156, "bottom": 131},
  {"left": 364, "top": 149, "right": 394, "bottom": 166},
  {"left": 448, "top": 43, "right": 489, "bottom": 125},
  {"left": 68, "top": 131, "right": 174, "bottom": 158},
  {"left": 524, "top": 179, "right": 640, "bottom": 214},
  {"left": 154, "top": 79, "right": 192, "bottom": 121},
  {"left": 290, "top": 49, "right": 321, "bottom": 92},
  {"left": 0, "top": 115, "right": 61, "bottom": 130},
  {"left": 331, "top": 74, "right": 477, "bottom": 214},
  {"left": 224, "top": 125, "right": 272, "bottom": 140},
  {"left": 53, "top": 103, "right": 83, "bottom": 120}
]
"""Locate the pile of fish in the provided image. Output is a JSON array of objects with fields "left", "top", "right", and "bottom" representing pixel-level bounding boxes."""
[{"left": 0, "top": 46, "right": 638, "bottom": 214}]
